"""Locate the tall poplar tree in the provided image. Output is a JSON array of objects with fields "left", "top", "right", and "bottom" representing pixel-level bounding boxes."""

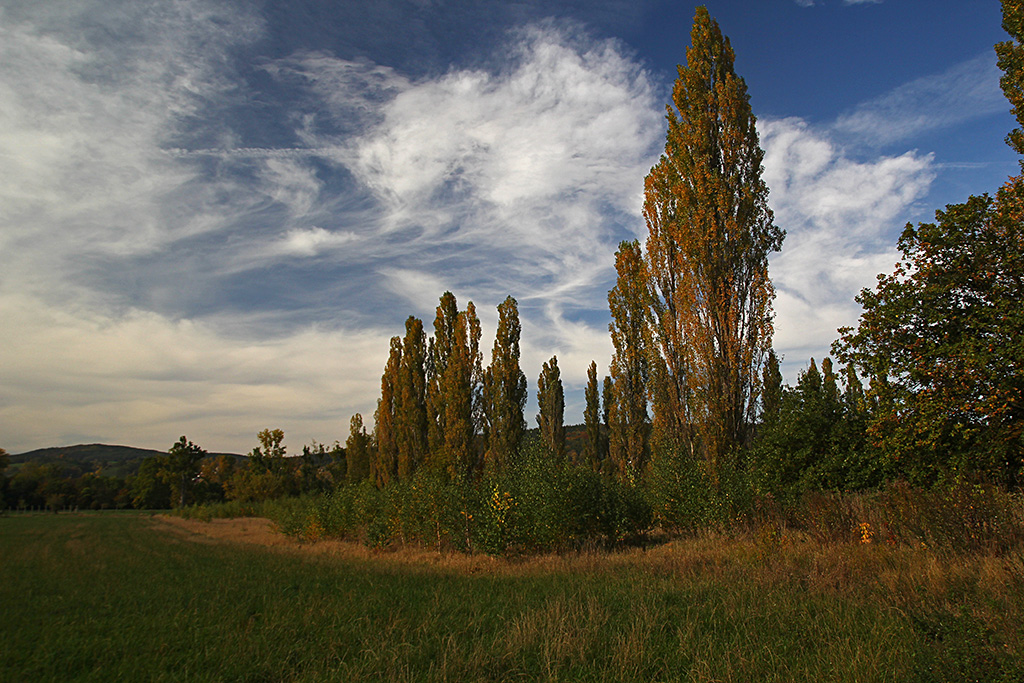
[
  {"left": 608, "top": 241, "right": 651, "bottom": 482},
  {"left": 536, "top": 356, "right": 565, "bottom": 461},
  {"left": 639, "top": 6, "right": 783, "bottom": 485},
  {"left": 583, "top": 361, "right": 603, "bottom": 471},
  {"left": 442, "top": 308, "right": 476, "bottom": 478},
  {"left": 373, "top": 336, "right": 402, "bottom": 487},
  {"left": 484, "top": 296, "right": 528, "bottom": 470},
  {"left": 427, "top": 292, "right": 460, "bottom": 457},
  {"left": 397, "top": 316, "right": 428, "bottom": 479},
  {"left": 346, "top": 414, "right": 371, "bottom": 483},
  {"left": 423, "top": 293, "right": 480, "bottom": 477}
]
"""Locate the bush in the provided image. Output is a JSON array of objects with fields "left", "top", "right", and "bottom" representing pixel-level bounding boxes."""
[{"left": 880, "top": 479, "right": 1024, "bottom": 554}]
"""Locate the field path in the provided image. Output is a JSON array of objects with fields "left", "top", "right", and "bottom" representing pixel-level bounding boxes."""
[{"left": 153, "top": 515, "right": 294, "bottom": 547}]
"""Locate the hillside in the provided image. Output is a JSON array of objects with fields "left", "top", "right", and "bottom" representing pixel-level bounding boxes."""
[{"left": 10, "top": 444, "right": 243, "bottom": 478}]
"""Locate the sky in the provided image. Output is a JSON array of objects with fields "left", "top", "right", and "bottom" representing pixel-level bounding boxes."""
[{"left": 0, "top": 0, "right": 1017, "bottom": 455}]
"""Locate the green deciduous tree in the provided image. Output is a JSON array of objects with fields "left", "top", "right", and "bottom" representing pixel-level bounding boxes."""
[
  {"left": 346, "top": 414, "right": 372, "bottom": 483},
  {"left": 997, "top": 0, "right": 1024, "bottom": 162},
  {"left": 131, "top": 456, "right": 172, "bottom": 509},
  {"left": 834, "top": 189, "right": 1024, "bottom": 487},
  {"left": 397, "top": 316, "right": 428, "bottom": 479},
  {"left": 483, "top": 296, "right": 527, "bottom": 471},
  {"left": 536, "top": 356, "right": 565, "bottom": 461},
  {"left": 163, "top": 436, "right": 206, "bottom": 508},
  {"left": 608, "top": 241, "right": 651, "bottom": 483},
  {"left": 373, "top": 336, "right": 403, "bottom": 487},
  {"left": 0, "top": 447, "right": 9, "bottom": 509},
  {"left": 640, "top": 6, "right": 783, "bottom": 488},
  {"left": 583, "top": 361, "right": 604, "bottom": 471}
]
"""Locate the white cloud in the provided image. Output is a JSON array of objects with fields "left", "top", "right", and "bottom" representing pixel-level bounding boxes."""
[
  {"left": 761, "top": 117, "right": 935, "bottom": 378},
  {"left": 0, "top": 0, "right": 264, "bottom": 300},
  {"left": 0, "top": 292, "right": 390, "bottom": 454},
  {"left": 276, "top": 227, "right": 360, "bottom": 257},
  {"left": 833, "top": 52, "right": 1004, "bottom": 147},
  {"left": 0, "top": 0, "right": 971, "bottom": 447},
  {"left": 280, "top": 25, "right": 662, "bottom": 303}
]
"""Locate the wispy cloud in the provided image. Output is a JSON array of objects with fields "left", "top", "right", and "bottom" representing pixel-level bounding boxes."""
[
  {"left": 761, "top": 117, "right": 934, "bottom": 376},
  {"left": 0, "top": 0, "right": 974, "bottom": 449},
  {"left": 0, "top": 6, "right": 661, "bottom": 449},
  {"left": 270, "top": 21, "right": 663, "bottom": 341},
  {"left": 834, "top": 52, "right": 1004, "bottom": 147}
]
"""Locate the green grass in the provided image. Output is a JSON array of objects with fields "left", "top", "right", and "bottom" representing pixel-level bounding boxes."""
[{"left": 1, "top": 513, "right": 1021, "bottom": 681}]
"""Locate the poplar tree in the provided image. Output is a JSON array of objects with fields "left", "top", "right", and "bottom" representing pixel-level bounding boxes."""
[
  {"left": 761, "top": 350, "right": 783, "bottom": 427},
  {"left": 373, "top": 336, "right": 402, "bottom": 487},
  {"left": 608, "top": 240, "right": 651, "bottom": 482},
  {"left": 484, "top": 296, "right": 527, "bottom": 470},
  {"left": 442, "top": 308, "right": 476, "bottom": 478},
  {"left": 424, "top": 293, "right": 480, "bottom": 477},
  {"left": 602, "top": 374, "right": 614, "bottom": 474},
  {"left": 583, "top": 361, "right": 603, "bottom": 471},
  {"left": 397, "top": 316, "right": 428, "bottom": 479},
  {"left": 536, "top": 356, "right": 565, "bottom": 461},
  {"left": 427, "top": 292, "right": 460, "bottom": 457},
  {"left": 639, "top": 6, "right": 783, "bottom": 485},
  {"left": 345, "top": 413, "right": 371, "bottom": 483}
]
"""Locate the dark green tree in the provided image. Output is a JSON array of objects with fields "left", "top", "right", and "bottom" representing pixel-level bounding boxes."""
[
  {"left": 761, "top": 350, "right": 783, "bottom": 428},
  {"left": 0, "top": 447, "right": 8, "bottom": 509},
  {"left": 483, "top": 296, "right": 527, "bottom": 470},
  {"left": 536, "top": 355, "right": 565, "bottom": 461},
  {"left": 834, "top": 190, "right": 1024, "bottom": 487},
  {"left": 583, "top": 361, "right": 603, "bottom": 471},
  {"left": 397, "top": 316, "right": 428, "bottom": 479},
  {"left": 163, "top": 436, "right": 206, "bottom": 508},
  {"left": 345, "top": 414, "right": 372, "bottom": 483},
  {"left": 131, "top": 456, "right": 172, "bottom": 509},
  {"left": 373, "top": 336, "right": 402, "bottom": 487},
  {"left": 997, "top": 0, "right": 1024, "bottom": 162}
]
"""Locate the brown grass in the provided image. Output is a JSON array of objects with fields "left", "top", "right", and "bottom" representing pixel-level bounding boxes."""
[{"left": 154, "top": 515, "right": 1024, "bottom": 616}]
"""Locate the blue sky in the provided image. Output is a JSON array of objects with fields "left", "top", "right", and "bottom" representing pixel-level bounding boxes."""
[{"left": 0, "top": 0, "right": 1016, "bottom": 454}]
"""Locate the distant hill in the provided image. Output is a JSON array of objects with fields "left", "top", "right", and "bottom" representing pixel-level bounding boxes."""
[
  {"left": 12, "top": 444, "right": 164, "bottom": 465},
  {"left": 10, "top": 444, "right": 244, "bottom": 478}
]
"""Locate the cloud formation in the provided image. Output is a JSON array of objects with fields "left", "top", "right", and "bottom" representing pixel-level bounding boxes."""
[
  {"left": 833, "top": 52, "right": 1005, "bottom": 147},
  {"left": 0, "top": 0, "right": 973, "bottom": 452},
  {"left": 761, "top": 118, "right": 934, "bottom": 376}
]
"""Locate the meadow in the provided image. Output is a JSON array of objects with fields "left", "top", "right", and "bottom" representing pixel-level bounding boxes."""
[{"left": 2, "top": 512, "right": 1022, "bottom": 682}]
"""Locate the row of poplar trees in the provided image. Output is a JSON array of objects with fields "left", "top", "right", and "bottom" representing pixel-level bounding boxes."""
[
  {"left": 356, "top": 7, "right": 782, "bottom": 494},
  {"left": 366, "top": 294, "right": 531, "bottom": 486},
  {"left": 363, "top": 3, "right": 1024, "bottom": 498}
]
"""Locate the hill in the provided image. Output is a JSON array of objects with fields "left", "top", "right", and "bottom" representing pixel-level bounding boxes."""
[{"left": 10, "top": 444, "right": 243, "bottom": 478}]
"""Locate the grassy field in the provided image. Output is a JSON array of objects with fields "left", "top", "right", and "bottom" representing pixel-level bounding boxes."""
[{"left": 2, "top": 513, "right": 1021, "bottom": 682}]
